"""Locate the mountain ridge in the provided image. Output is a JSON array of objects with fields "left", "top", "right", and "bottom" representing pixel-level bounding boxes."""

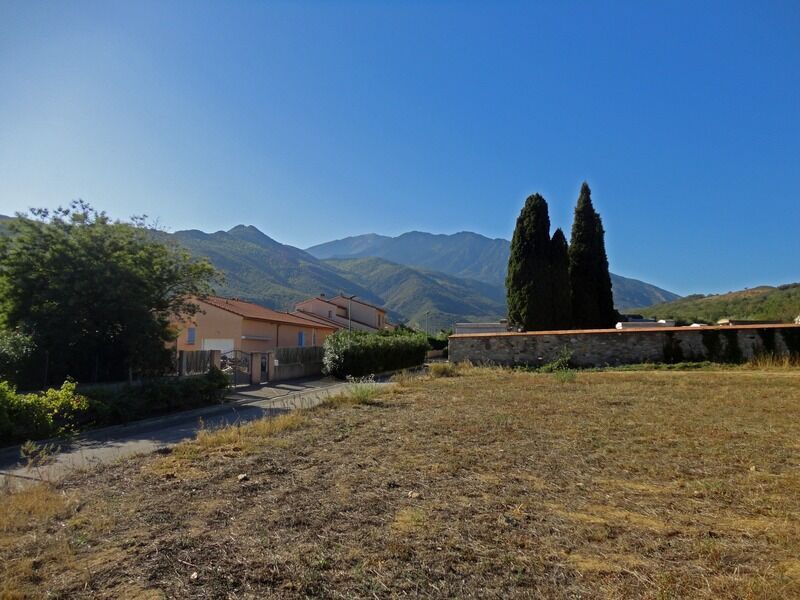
[
  {"left": 307, "top": 230, "right": 680, "bottom": 310},
  {"left": 0, "top": 215, "right": 685, "bottom": 329}
]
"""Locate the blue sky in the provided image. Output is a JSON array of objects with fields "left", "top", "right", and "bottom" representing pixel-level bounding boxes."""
[{"left": 0, "top": 1, "right": 798, "bottom": 296}]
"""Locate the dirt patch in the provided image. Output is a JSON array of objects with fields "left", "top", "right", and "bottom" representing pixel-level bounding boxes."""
[{"left": 2, "top": 367, "right": 800, "bottom": 598}]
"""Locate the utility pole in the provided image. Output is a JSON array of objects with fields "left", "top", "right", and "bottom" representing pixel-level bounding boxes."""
[
  {"left": 341, "top": 293, "right": 356, "bottom": 332},
  {"left": 425, "top": 311, "right": 430, "bottom": 335}
]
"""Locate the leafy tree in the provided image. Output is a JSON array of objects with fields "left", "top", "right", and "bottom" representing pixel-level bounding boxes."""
[
  {"left": 0, "top": 202, "right": 219, "bottom": 384},
  {"left": 568, "top": 182, "right": 616, "bottom": 328},
  {"left": 0, "top": 328, "right": 36, "bottom": 384},
  {"left": 550, "top": 228, "right": 572, "bottom": 329},
  {"left": 506, "top": 194, "right": 554, "bottom": 330}
]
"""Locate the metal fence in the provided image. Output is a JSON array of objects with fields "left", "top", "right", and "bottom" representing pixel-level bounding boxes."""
[
  {"left": 272, "top": 346, "right": 325, "bottom": 381},
  {"left": 177, "top": 350, "right": 214, "bottom": 376},
  {"left": 274, "top": 346, "right": 325, "bottom": 365}
]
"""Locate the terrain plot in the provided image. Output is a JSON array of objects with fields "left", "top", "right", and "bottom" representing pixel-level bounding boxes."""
[{"left": 3, "top": 366, "right": 800, "bottom": 598}]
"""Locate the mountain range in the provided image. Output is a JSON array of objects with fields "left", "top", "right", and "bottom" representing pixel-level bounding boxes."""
[
  {"left": 161, "top": 226, "right": 679, "bottom": 330},
  {"left": 306, "top": 231, "right": 680, "bottom": 310},
  {"left": 0, "top": 214, "right": 682, "bottom": 329}
]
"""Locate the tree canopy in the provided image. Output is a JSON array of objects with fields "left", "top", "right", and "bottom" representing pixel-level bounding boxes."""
[
  {"left": 506, "top": 194, "right": 554, "bottom": 330},
  {"left": 0, "top": 202, "right": 218, "bottom": 385},
  {"left": 550, "top": 228, "right": 572, "bottom": 330},
  {"left": 568, "top": 182, "right": 616, "bottom": 329}
]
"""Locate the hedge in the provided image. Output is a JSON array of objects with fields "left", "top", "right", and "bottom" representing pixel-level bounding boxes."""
[
  {"left": 0, "top": 367, "right": 229, "bottom": 447},
  {"left": 0, "top": 380, "right": 89, "bottom": 445},
  {"left": 322, "top": 330, "right": 429, "bottom": 378}
]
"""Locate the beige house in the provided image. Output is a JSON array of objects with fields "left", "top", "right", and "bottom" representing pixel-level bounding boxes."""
[
  {"left": 294, "top": 294, "right": 388, "bottom": 332},
  {"left": 175, "top": 296, "right": 336, "bottom": 354}
]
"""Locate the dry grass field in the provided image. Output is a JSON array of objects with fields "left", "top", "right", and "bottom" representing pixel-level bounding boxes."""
[{"left": 2, "top": 364, "right": 800, "bottom": 598}]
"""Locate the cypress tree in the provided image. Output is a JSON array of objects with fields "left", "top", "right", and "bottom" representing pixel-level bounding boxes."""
[
  {"left": 506, "top": 194, "right": 554, "bottom": 330},
  {"left": 550, "top": 228, "right": 572, "bottom": 330},
  {"left": 568, "top": 182, "right": 616, "bottom": 329}
]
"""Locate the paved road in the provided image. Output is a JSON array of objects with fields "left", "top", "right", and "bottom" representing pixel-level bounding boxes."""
[{"left": 0, "top": 376, "right": 351, "bottom": 489}]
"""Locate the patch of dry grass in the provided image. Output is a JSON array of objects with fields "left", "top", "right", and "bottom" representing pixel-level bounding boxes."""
[
  {"left": 2, "top": 366, "right": 800, "bottom": 598},
  {"left": 0, "top": 484, "right": 78, "bottom": 598},
  {"left": 0, "top": 483, "right": 73, "bottom": 535},
  {"left": 748, "top": 352, "right": 800, "bottom": 369},
  {"left": 169, "top": 411, "right": 307, "bottom": 461},
  {"left": 428, "top": 362, "right": 458, "bottom": 378}
]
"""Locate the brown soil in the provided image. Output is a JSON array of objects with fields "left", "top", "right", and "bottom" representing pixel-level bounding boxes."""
[{"left": 2, "top": 365, "right": 800, "bottom": 598}]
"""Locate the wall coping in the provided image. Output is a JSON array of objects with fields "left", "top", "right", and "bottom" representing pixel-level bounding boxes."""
[{"left": 449, "top": 323, "right": 800, "bottom": 339}]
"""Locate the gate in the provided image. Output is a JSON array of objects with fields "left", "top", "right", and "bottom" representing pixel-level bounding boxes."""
[{"left": 220, "top": 350, "right": 251, "bottom": 387}]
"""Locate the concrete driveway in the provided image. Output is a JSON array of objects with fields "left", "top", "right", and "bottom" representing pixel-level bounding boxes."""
[{"left": 0, "top": 376, "right": 351, "bottom": 489}]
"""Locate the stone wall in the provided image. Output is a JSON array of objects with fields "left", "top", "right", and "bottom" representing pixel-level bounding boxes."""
[{"left": 449, "top": 324, "right": 800, "bottom": 368}]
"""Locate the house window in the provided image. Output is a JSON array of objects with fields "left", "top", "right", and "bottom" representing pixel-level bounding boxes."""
[
  {"left": 187, "top": 327, "right": 196, "bottom": 345},
  {"left": 328, "top": 310, "right": 333, "bottom": 318},
  {"left": 298, "top": 331, "right": 305, "bottom": 347}
]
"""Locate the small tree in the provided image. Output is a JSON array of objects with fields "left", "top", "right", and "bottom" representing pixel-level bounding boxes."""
[
  {"left": 506, "top": 194, "right": 554, "bottom": 330},
  {"left": 0, "top": 202, "right": 219, "bottom": 384},
  {"left": 568, "top": 182, "right": 616, "bottom": 328},
  {"left": 550, "top": 228, "right": 572, "bottom": 330}
]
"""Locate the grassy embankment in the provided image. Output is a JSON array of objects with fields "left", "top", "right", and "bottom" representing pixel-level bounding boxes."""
[
  {"left": 639, "top": 283, "right": 800, "bottom": 324},
  {"left": 2, "top": 363, "right": 800, "bottom": 598}
]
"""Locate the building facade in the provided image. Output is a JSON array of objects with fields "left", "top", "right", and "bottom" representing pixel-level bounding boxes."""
[
  {"left": 294, "top": 294, "right": 388, "bottom": 332},
  {"left": 175, "top": 296, "right": 336, "bottom": 354}
]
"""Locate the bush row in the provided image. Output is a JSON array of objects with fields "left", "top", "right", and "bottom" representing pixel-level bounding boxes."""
[
  {"left": 0, "top": 367, "right": 229, "bottom": 447},
  {"left": 322, "top": 330, "right": 429, "bottom": 378}
]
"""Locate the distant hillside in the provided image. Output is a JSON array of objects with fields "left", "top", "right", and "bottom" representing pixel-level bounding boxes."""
[
  {"left": 325, "top": 257, "right": 506, "bottom": 331},
  {"left": 639, "top": 284, "right": 800, "bottom": 324},
  {"left": 1, "top": 216, "right": 681, "bottom": 327},
  {"left": 610, "top": 273, "right": 681, "bottom": 311},
  {"left": 307, "top": 231, "right": 680, "bottom": 310},
  {"left": 155, "top": 225, "right": 510, "bottom": 328},
  {"left": 309, "top": 231, "right": 510, "bottom": 286},
  {"left": 158, "top": 226, "right": 382, "bottom": 312}
]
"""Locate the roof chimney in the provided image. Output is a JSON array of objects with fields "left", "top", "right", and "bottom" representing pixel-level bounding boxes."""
[{"left": 320, "top": 293, "right": 325, "bottom": 298}]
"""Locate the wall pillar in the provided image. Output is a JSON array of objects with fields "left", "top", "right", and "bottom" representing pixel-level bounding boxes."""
[
  {"left": 209, "top": 350, "right": 221, "bottom": 370},
  {"left": 250, "top": 352, "right": 262, "bottom": 385},
  {"left": 177, "top": 350, "right": 186, "bottom": 376}
]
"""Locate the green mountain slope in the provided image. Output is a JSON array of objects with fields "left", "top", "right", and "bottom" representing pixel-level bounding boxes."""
[
  {"left": 159, "top": 226, "right": 381, "bottom": 311},
  {"left": 159, "top": 225, "right": 506, "bottom": 328},
  {"left": 309, "top": 231, "right": 510, "bottom": 286},
  {"left": 325, "top": 257, "right": 506, "bottom": 331},
  {"left": 307, "top": 231, "right": 680, "bottom": 310},
  {"left": 610, "top": 273, "right": 682, "bottom": 310},
  {"left": 1, "top": 215, "right": 680, "bottom": 327},
  {"left": 639, "top": 284, "right": 800, "bottom": 324}
]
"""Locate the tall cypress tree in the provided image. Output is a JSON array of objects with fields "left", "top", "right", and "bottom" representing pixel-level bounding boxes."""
[
  {"left": 506, "top": 194, "right": 553, "bottom": 330},
  {"left": 568, "top": 182, "right": 616, "bottom": 329},
  {"left": 550, "top": 228, "right": 572, "bottom": 330}
]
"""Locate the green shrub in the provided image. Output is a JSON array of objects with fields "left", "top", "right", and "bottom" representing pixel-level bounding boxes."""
[
  {"left": 323, "top": 331, "right": 429, "bottom": 378},
  {"left": 0, "top": 380, "right": 90, "bottom": 445},
  {"left": 0, "top": 368, "right": 229, "bottom": 446},
  {"left": 426, "top": 334, "right": 449, "bottom": 351},
  {"left": 539, "top": 347, "right": 574, "bottom": 372},
  {"left": 84, "top": 367, "right": 229, "bottom": 424},
  {"left": 0, "top": 329, "right": 36, "bottom": 385}
]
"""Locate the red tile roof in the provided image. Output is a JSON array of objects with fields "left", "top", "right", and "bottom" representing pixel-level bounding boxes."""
[{"left": 202, "top": 296, "right": 336, "bottom": 329}]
